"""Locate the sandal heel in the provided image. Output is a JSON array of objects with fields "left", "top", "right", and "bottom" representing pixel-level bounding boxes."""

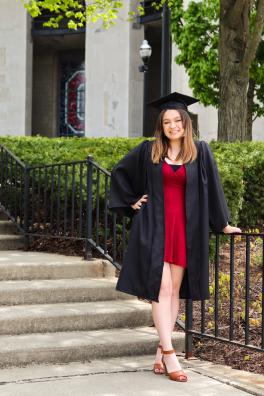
[
  {"left": 162, "top": 349, "right": 188, "bottom": 382},
  {"left": 153, "top": 344, "right": 165, "bottom": 375}
]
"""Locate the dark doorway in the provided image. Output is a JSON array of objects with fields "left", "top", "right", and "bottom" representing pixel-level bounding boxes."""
[{"left": 32, "top": 33, "right": 85, "bottom": 137}]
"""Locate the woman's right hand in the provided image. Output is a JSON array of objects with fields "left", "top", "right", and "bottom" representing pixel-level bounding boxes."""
[{"left": 131, "top": 194, "right": 148, "bottom": 210}]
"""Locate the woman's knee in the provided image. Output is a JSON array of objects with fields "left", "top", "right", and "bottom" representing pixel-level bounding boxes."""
[
  {"left": 159, "top": 262, "right": 173, "bottom": 297},
  {"left": 159, "top": 281, "right": 173, "bottom": 297},
  {"left": 171, "top": 284, "right": 180, "bottom": 297},
  {"left": 171, "top": 265, "right": 185, "bottom": 295}
]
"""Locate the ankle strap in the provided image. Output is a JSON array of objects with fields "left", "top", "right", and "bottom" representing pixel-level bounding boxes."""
[{"left": 162, "top": 349, "right": 175, "bottom": 355}]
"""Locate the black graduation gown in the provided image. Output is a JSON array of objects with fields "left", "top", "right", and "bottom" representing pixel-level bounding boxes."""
[{"left": 109, "top": 139, "right": 231, "bottom": 302}]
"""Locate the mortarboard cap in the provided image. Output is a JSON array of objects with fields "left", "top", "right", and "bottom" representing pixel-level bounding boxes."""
[{"left": 148, "top": 91, "right": 198, "bottom": 112}]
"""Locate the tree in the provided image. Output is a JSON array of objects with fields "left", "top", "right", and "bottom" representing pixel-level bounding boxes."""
[
  {"left": 171, "top": 0, "right": 264, "bottom": 141},
  {"left": 22, "top": 0, "right": 136, "bottom": 29},
  {"left": 24, "top": 0, "right": 264, "bottom": 141}
]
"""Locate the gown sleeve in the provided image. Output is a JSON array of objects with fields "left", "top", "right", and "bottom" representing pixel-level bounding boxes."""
[
  {"left": 109, "top": 140, "right": 150, "bottom": 217},
  {"left": 199, "top": 140, "right": 232, "bottom": 232}
]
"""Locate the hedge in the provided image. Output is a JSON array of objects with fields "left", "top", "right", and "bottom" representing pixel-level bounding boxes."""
[{"left": 0, "top": 136, "right": 263, "bottom": 227}]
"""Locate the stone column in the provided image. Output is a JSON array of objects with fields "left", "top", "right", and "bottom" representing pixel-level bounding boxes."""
[
  {"left": 0, "top": 0, "right": 32, "bottom": 136},
  {"left": 85, "top": 0, "right": 144, "bottom": 138}
]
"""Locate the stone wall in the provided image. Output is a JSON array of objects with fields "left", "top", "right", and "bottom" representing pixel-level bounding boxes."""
[
  {"left": 85, "top": 1, "right": 144, "bottom": 137},
  {"left": 0, "top": 0, "right": 32, "bottom": 136}
]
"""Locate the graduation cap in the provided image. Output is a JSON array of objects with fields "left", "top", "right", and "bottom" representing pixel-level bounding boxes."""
[{"left": 148, "top": 91, "right": 198, "bottom": 112}]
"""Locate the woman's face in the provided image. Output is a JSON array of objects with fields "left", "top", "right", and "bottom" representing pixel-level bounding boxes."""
[{"left": 162, "top": 109, "right": 185, "bottom": 141}]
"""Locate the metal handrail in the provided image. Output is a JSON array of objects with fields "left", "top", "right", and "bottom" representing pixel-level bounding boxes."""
[{"left": 0, "top": 145, "right": 263, "bottom": 357}]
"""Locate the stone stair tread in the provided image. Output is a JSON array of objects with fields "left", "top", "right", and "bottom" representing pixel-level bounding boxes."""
[
  {"left": 0, "top": 299, "right": 150, "bottom": 321},
  {"left": 0, "top": 212, "right": 9, "bottom": 220},
  {"left": 0, "top": 250, "right": 98, "bottom": 265},
  {"left": 0, "top": 326, "right": 184, "bottom": 353},
  {"left": 0, "top": 277, "right": 117, "bottom": 291},
  {"left": 0, "top": 277, "right": 130, "bottom": 305},
  {"left": 0, "top": 250, "right": 115, "bottom": 279},
  {"left": 0, "top": 220, "right": 20, "bottom": 232},
  {"left": 0, "top": 235, "right": 23, "bottom": 240}
]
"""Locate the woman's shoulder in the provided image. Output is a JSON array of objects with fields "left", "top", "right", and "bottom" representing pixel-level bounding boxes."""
[
  {"left": 194, "top": 139, "right": 209, "bottom": 148},
  {"left": 133, "top": 139, "right": 153, "bottom": 149},
  {"left": 136, "top": 139, "right": 154, "bottom": 155},
  {"left": 194, "top": 140, "right": 212, "bottom": 156}
]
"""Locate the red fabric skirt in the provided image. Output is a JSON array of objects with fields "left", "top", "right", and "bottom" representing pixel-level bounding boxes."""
[{"left": 162, "top": 161, "right": 187, "bottom": 268}]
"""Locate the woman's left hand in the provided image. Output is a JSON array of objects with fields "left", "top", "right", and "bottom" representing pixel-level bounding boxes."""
[{"left": 222, "top": 224, "right": 242, "bottom": 234}]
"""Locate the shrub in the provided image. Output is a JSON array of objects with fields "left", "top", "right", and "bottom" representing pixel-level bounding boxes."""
[{"left": 0, "top": 136, "right": 263, "bottom": 227}]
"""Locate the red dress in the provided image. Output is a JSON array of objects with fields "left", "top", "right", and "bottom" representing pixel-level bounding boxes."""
[{"left": 162, "top": 160, "right": 187, "bottom": 268}]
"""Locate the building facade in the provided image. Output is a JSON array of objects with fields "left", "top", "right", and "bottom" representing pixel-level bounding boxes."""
[{"left": 0, "top": 0, "right": 263, "bottom": 141}]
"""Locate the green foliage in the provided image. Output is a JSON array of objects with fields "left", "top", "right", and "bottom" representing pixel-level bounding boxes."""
[
  {"left": 210, "top": 140, "right": 264, "bottom": 226},
  {"left": 171, "top": 0, "right": 219, "bottom": 107},
  {"left": 170, "top": 0, "right": 264, "bottom": 119},
  {"left": 252, "top": 41, "right": 264, "bottom": 119},
  {"left": 0, "top": 136, "right": 263, "bottom": 227},
  {"left": 22, "top": 0, "right": 124, "bottom": 29},
  {"left": 0, "top": 135, "right": 145, "bottom": 171}
]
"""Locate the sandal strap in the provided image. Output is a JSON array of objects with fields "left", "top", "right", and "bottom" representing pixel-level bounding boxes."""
[{"left": 162, "top": 349, "right": 175, "bottom": 355}]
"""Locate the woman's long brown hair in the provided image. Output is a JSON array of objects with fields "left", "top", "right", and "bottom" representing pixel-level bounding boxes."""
[{"left": 151, "top": 108, "right": 197, "bottom": 164}]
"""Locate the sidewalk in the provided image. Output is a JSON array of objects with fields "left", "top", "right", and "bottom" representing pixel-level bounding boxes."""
[{"left": 0, "top": 355, "right": 263, "bottom": 396}]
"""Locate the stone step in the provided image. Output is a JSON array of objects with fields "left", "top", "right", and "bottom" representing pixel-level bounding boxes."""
[
  {"left": 0, "top": 211, "right": 9, "bottom": 220},
  {"left": 0, "top": 299, "right": 152, "bottom": 335},
  {"left": 0, "top": 235, "right": 24, "bottom": 250},
  {"left": 0, "top": 251, "right": 115, "bottom": 280},
  {"left": 0, "top": 326, "right": 185, "bottom": 368},
  {"left": 0, "top": 278, "right": 129, "bottom": 305},
  {"left": 0, "top": 220, "right": 20, "bottom": 234}
]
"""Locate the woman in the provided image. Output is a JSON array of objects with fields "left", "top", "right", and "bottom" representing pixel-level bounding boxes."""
[{"left": 109, "top": 92, "right": 241, "bottom": 382}]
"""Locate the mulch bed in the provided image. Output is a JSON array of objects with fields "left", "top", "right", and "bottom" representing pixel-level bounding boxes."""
[
  {"left": 27, "top": 232, "right": 264, "bottom": 375},
  {"left": 192, "top": 337, "right": 264, "bottom": 374}
]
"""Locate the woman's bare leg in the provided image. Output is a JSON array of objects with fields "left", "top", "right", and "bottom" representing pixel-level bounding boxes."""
[
  {"left": 170, "top": 265, "right": 185, "bottom": 333},
  {"left": 153, "top": 263, "right": 186, "bottom": 373},
  {"left": 152, "top": 262, "right": 173, "bottom": 352},
  {"left": 163, "top": 264, "right": 186, "bottom": 373}
]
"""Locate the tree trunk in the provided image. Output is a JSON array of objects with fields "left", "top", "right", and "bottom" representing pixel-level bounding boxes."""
[
  {"left": 218, "top": 69, "right": 248, "bottom": 141},
  {"left": 246, "top": 78, "right": 255, "bottom": 141},
  {"left": 218, "top": 1, "right": 249, "bottom": 141},
  {"left": 218, "top": 0, "right": 264, "bottom": 141}
]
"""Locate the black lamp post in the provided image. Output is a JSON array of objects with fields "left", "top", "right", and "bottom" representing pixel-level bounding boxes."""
[{"left": 139, "top": 39, "right": 152, "bottom": 136}]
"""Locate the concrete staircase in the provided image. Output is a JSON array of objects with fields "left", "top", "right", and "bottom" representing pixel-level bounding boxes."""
[
  {"left": 0, "top": 211, "right": 24, "bottom": 250},
  {"left": 0, "top": 212, "right": 185, "bottom": 368}
]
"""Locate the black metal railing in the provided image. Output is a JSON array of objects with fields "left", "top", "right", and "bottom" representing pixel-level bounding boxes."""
[
  {"left": 0, "top": 147, "right": 128, "bottom": 268},
  {"left": 0, "top": 146, "right": 27, "bottom": 230},
  {"left": 185, "top": 232, "right": 264, "bottom": 356},
  {"left": 0, "top": 145, "right": 263, "bottom": 357}
]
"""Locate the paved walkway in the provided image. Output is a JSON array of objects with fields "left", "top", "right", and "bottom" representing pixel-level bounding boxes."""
[{"left": 0, "top": 355, "right": 263, "bottom": 396}]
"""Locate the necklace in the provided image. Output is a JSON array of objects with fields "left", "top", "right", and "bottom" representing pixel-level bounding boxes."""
[
  {"left": 166, "top": 152, "right": 180, "bottom": 162},
  {"left": 166, "top": 154, "right": 176, "bottom": 162}
]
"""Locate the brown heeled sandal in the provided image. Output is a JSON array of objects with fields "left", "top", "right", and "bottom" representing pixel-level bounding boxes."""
[
  {"left": 153, "top": 344, "right": 165, "bottom": 375},
  {"left": 162, "top": 349, "right": 188, "bottom": 382}
]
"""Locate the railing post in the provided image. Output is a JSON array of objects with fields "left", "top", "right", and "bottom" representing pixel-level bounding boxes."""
[
  {"left": 84, "top": 155, "right": 93, "bottom": 260},
  {"left": 185, "top": 298, "right": 193, "bottom": 358},
  {"left": 23, "top": 166, "right": 30, "bottom": 250}
]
